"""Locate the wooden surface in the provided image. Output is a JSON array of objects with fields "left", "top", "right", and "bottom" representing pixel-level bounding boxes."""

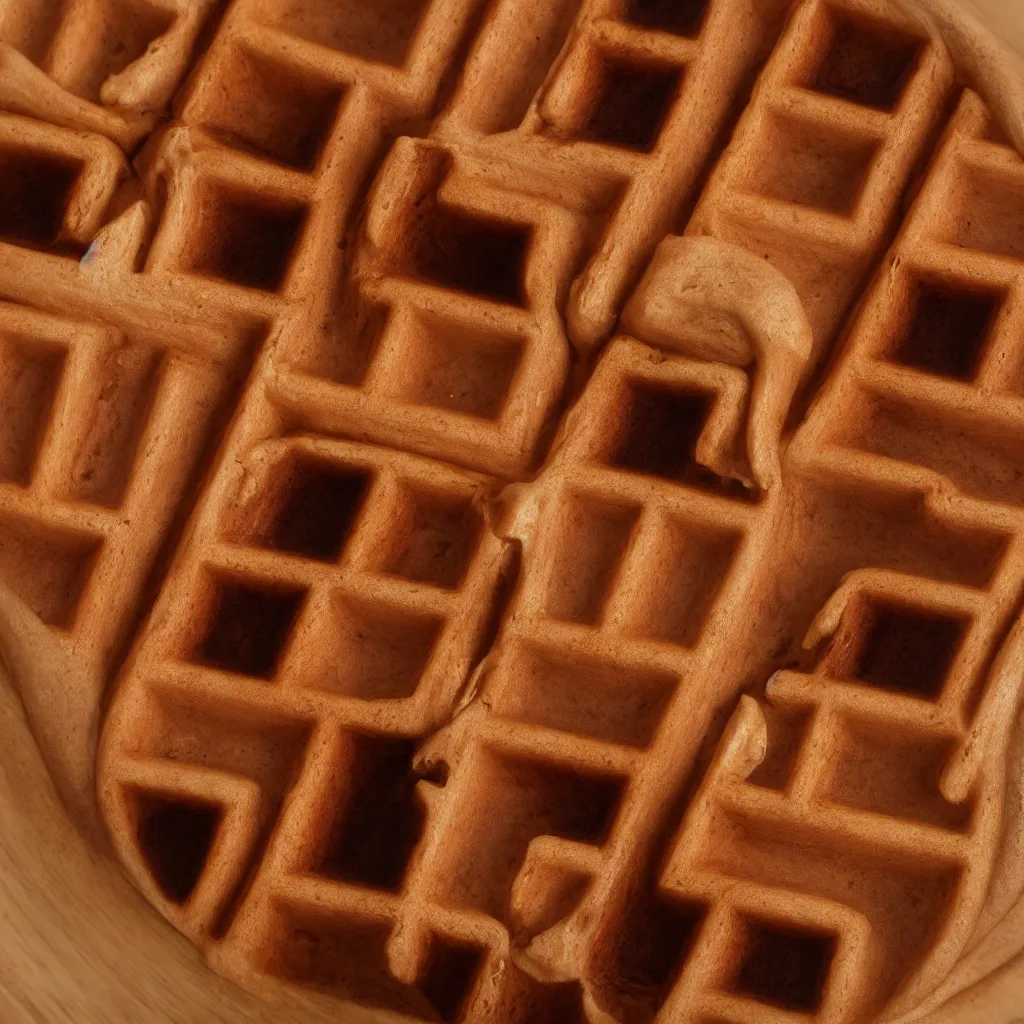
[{"left": 1, "top": 2, "right": 1024, "bottom": 1022}]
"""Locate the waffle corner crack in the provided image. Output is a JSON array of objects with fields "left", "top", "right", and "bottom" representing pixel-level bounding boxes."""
[{"left": 2, "top": 2, "right": 1024, "bottom": 1024}]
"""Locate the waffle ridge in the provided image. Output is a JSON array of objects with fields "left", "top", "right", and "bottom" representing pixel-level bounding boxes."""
[{"left": 0, "top": 1, "right": 1023, "bottom": 1023}]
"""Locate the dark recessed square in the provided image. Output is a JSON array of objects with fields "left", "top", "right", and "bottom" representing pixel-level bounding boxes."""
[
  {"left": 732, "top": 920, "right": 836, "bottom": 1013},
  {"left": 269, "top": 0, "right": 430, "bottom": 67},
  {"left": 609, "top": 382, "right": 713, "bottom": 482},
  {"left": 192, "top": 190, "right": 307, "bottom": 292},
  {"left": 624, "top": 0, "right": 710, "bottom": 37},
  {"left": 951, "top": 164, "right": 1024, "bottom": 263},
  {"left": 0, "top": 148, "right": 82, "bottom": 249},
  {"left": 491, "top": 644, "right": 676, "bottom": 749},
  {"left": 65, "top": 344, "right": 162, "bottom": 509},
  {"left": 632, "top": 518, "right": 740, "bottom": 647},
  {"left": 313, "top": 736, "right": 423, "bottom": 892},
  {"left": 611, "top": 893, "right": 706, "bottom": 1013},
  {"left": 827, "top": 722, "right": 972, "bottom": 830},
  {"left": 746, "top": 705, "right": 812, "bottom": 791},
  {"left": 313, "top": 599, "right": 442, "bottom": 700},
  {"left": 403, "top": 317, "right": 524, "bottom": 420},
  {"left": 409, "top": 206, "right": 531, "bottom": 307},
  {"left": 519, "top": 980, "right": 589, "bottom": 1024},
  {"left": 267, "top": 459, "right": 371, "bottom": 562},
  {"left": 827, "top": 599, "right": 968, "bottom": 699},
  {"left": 523, "top": 762, "right": 624, "bottom": 845},
  {"left": 199, "top": 45, "right": 342, "bottom": 170},
  {"left": 420, "top": 939, "right": 485, "bottom": 1023},
  {"left": 545, "top": 497, "right": 638, "bottom": 625},
  {"left": 196, "top": 578, "right": 305, "bottom": 679},
  {"left": 382, "top": 489, "right": 481, "bottom": 589},
  {"left": 0, "top": 336, "right": 65, "bottom": 485},
  {"left": 749, "top": 113, "right": 879, "bottom": 215},
  {"left": 581, "top": 57, "right": 683, "bottom": 152},
  {"left": 890, "top": 279, "right": 1002, "bottom": 381},
  {"left": 808, "top": 8, "right": 923, "bottom": 110},
  {"left": 135, "top": 794, "right": 222, "bottom": 906},
  {"left": 0, "top": 516, "right": 100, "bottom": 629},
  {"left": 275, "top": 909, "right": 398, "bottom": 1001}
]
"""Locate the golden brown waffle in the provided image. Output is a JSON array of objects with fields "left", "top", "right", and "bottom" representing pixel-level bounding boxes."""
[
  {"left": 0, "top": 110, "right": 257, "bottom": 702},
  {"left": 0, "top": 0, "right": 1023, "bottom": 1022}
]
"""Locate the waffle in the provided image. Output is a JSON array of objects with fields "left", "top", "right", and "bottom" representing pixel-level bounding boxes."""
[
  {"left": 0, "top": 0, "right": 221, "bottom": 149},
  {"left": 0, "top": 0, "right": 1022, "bottom": 1022}
]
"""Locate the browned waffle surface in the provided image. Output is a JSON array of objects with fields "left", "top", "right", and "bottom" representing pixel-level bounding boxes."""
[
  {"left": 0, "top": 1, "right": 220, "bottom": 148},
  {"left": 1, "top": 1, "right": 1024, "bottom": 1022}
]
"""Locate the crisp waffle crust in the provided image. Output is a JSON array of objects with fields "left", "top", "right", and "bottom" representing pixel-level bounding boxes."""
[{"left": 2, "top": 1, "right": 1024, "bottom": 1022}]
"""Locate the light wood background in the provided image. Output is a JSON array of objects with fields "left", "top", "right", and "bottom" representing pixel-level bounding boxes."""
[{"left": 1, "top": 2, "right": 1023, "bottom": 1022}]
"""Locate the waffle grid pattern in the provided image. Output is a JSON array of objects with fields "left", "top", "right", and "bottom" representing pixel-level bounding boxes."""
[
  {"left": 656, "top": 88, "right": 1024, "bottom": 1023},
  {"left": 0, "top": 1, "right": 1022, "bottom": 1022},
  {"left": 0, "top": 265, "right": 245, "bottom": 688},
  {"left": 686, "top": 0, "right": 953, "bottom": 374}
]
